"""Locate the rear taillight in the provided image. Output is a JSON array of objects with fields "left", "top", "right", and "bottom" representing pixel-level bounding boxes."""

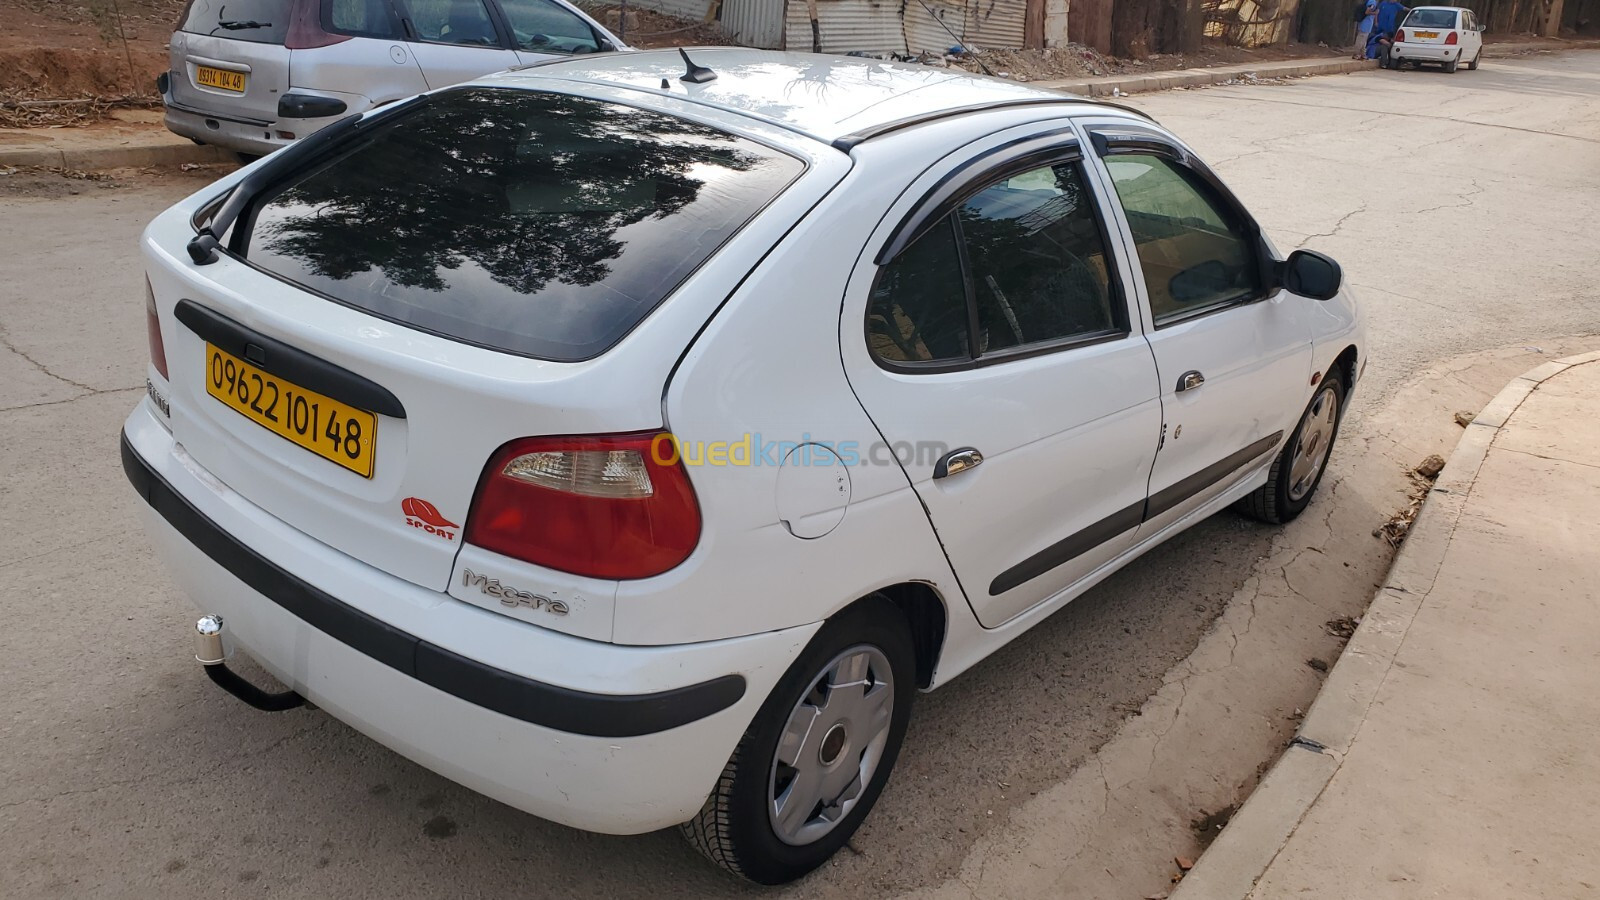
[
  {"left": 1395, "top": 29, "right": 1406, "bottom": 42},
  {"left": 145, "top": 278, "right": 168, "bottom": 379},
  {"left": 284, "top": 0, "right": 353, "bottom": 49},
  {"left": 1445, "top": 31, "right": 1458, "bottom": 44},
  {"left": 466, "top": 432, "right": 701, "bottom": 580}
]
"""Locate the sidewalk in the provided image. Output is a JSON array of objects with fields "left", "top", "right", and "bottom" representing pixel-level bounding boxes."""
[{"left": 1175, "top": 351, "right": 1600, "bottom": 899}]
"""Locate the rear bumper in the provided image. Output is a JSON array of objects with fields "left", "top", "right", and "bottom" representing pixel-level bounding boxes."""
[
  {"left": 161, "top": 89, "right": 365, "bottom": 156},
  {"left": 121, "top": 402, "right": 817, "bottom": 832},
  {"left": 1392, "top": 43, "right": 1461, "bottom": 62}
]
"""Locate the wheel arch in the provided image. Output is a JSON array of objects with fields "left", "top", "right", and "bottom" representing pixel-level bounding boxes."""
[{"left": 838, "top": 582, "right": 948, "bottom": 689}]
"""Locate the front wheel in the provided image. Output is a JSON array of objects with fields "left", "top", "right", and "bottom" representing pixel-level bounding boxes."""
[
  {"left": 1466, "top": 49, "right": 1481, "bottom": 70},
  {"left": 682, "top": 598, "right": 915, "bottom": 884},
  {"left": 1238, "top": 376, "right": 1345, "bottom": 524}
]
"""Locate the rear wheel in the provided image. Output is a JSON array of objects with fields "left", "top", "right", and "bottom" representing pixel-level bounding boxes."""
[
  {"left": 682, "top": 598, "right": 915, "bottom": 884},
  {"left": 1237, "top": 376, "right": 1345, "bottom": 524},
  {"left": 1443, "top": 56, "right": 1459, "bottom": 73}
]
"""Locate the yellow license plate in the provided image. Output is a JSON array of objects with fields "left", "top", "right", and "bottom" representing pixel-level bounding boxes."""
[
  {"left": 1416, "top": 30, "right": 1439, "bottom": 37},
  {"left": 205, "top": 343, "right": 377, "bottom": 478},
  {"left": 196, "top": 65, "right": 247, "bottom": 92}
]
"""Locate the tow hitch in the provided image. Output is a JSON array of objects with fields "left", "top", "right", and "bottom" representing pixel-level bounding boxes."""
[{"left": 194, "top": 615, "right": 305, "bottom": 712}]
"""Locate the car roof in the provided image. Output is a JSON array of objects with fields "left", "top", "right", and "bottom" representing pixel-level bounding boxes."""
[
  {"left": 1407, "top": 5, "right": 1467, "bottom": 10},
  {"left": 488, "top": 48, "right": 1126, "bottom": 148}
]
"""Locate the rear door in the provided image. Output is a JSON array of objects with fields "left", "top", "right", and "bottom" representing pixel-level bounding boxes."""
[
  {"left": 841, "top": 124, "right": 1163, "bottom": 628},
  {"left": 393, "top": 0, "right": 519, "bottom": 87},
  {"left": 1082, "top": 123, "right": 1312, "bottom": 534},
  {"left": 291, "top": 0, "right": 430, "bottom": 103},
  {"left": 169, "top": 0, "right": 293, "bottom": 122}
]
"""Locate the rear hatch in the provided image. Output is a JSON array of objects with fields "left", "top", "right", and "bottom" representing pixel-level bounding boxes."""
[
  {"left": 169, "top": 0, "right": 293, "bottom": 122},
  {"left": 148, "top": 86, "right": 807, "bottom": 595}
]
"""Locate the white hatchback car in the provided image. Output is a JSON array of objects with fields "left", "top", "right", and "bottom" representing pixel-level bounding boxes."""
[
  {"left": 126, "top": 49, "right": 1364, "bottom": 884},
  {"left": 1390, "top": 5, "right": 1485, "bottom": 72},
  {"left": 161, "top": 0, "right": 624, "bottom": 157}
]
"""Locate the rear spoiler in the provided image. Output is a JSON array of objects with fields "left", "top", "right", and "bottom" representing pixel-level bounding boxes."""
[{"left": 186, "top": 94, "right": 432, "bottom": 265}]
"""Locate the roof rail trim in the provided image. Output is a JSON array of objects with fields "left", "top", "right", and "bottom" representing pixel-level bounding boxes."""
[{"left": 831, "top": 95, "right": 1156, "bottom": 151}]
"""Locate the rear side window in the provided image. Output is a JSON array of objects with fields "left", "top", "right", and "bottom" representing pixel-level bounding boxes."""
[
  {"left": 326, "top": 0, "right": 405, "bottom": 38},
  {"left": 180, "top": 0, "right": 293, "bottom": 44},
  {"left": 243, "top": 89, "right": 804, "bottom": 361},
  {"left": 1404, "top": 8, "right": 1459, "bottom": 27}
]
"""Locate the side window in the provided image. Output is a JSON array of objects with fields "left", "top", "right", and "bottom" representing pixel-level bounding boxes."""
[
  {"left": 498, "top": 0, "right": 601, "bottom": 53},
  {"left": 326, "top": 0, "right": 405, "bottom": 38},
  {"left": 869, "top": 217, "right": 970, "bottom": 364},
  {"left": 404, "top": 0, "right": 500, "bottom": 45},
  {"left": 958, "top": 162, "right": 1119, "bottom": 354},
  {"left": 868, "top": 157, "right": 1124, "bottom": 368},
  {"left": 1104, "top": 153, "right": 1259, "bottom": 324}
]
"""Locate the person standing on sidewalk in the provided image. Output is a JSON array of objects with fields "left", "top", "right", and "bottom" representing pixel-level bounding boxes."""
[{"left": 1355, "top": 0, "right": 1379, "bottom": 58}]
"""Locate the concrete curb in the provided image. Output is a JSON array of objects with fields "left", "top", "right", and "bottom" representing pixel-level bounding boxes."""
[
  {"left": 1034, "top": 57, "right": 1374, "bottom": 98},
  {"left": 0, "top": 141, "right": 233, "bottom": 171},
  {"left": 1170, "top": 350, "right": 1600, "bottom": 900}
]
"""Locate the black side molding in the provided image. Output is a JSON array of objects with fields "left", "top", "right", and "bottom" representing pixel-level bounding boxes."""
[
  {"left": 122, "top": 433, "right": 746, "bottom": 737},
  {"left": 175, "top": 299, "right": 406, "bottom": 419},
  {"left": 990, "top": 501, "right": 1144, "bottom": 596},
  {"left": 1145, "top": 431, "right": 1282, "bottom": 521},
  {"left": 988, "top": 431, "right": 1285, "bottom": 596}
]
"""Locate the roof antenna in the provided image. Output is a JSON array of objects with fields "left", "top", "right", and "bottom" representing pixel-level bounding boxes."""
[
  {"left": 678, "top": 48, "right": 717, "bottom": 84},
  {"left": 911, "top": 0, "right": 995, "bottom": 76}
]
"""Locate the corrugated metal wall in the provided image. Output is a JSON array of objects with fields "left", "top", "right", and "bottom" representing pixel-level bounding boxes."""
[
  {"left": 723, "top": 0, "right": 790, "bottom": 47},
  {"left": 785, "top": 0, "right": 1029, "bottom": 55}
]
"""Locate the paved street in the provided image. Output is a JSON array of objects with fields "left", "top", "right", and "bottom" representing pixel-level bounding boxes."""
[{"left": 2, "top": 51, "right": 1597, "bottom": 898}]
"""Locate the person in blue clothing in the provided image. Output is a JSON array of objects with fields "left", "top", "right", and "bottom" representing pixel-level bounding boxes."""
[
  {"left": 1372, "top": 0, "right": 1410, "bottom": 62},
  {"left": 1355, "top": 0, "right": 1378, "bottom": 58}
]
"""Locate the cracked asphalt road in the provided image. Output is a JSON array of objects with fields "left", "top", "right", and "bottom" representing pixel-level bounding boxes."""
[{"left": 3, "top": 50, "right": 1599, "bottom": 898}]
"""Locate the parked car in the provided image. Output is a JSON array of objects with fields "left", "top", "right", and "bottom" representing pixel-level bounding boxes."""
[
  {"left": 160, "top": 0, "right": 625, "bottom": 158},
  {"left": 126, "top": 49, "right": 1364, "bottom": 884},
  {"left": 1389, "top": 5, "right": 1484, "bottom": 71}
]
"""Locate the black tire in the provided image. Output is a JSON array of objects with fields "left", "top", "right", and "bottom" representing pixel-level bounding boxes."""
[
  {"left": 234, "top": 152, "right": 262, "bottom": 166},
  {"left": 1467, "top": 49, "right": 1481, "bottom": 70},
  {"left": 1443, "top": 56, "right": 1459, "bottom": 73},
  {"left": 1237, "top": 375, "right": 1346, "bottom": 525},
  {"left": 681, "top": 597, "right": 915, "bottom": 885}
]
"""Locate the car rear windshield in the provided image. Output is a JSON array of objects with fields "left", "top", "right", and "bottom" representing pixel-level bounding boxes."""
[
  {"left": 180, "top": 0, "right": 293, "bottom": 44},
  {"left": 243, "top": 89, "right": 804, "bottom": 361},
  {"left": 1404, "top": 9, "right": 1459, "bottom": 27}
]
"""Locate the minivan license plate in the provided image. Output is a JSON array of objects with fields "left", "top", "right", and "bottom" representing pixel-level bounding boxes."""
[
  {"left": 205, "top": 343, "right": 377, "bottom": 477},
  {"left": 196, "top": 66, "right": 247, "bottom": 92}
]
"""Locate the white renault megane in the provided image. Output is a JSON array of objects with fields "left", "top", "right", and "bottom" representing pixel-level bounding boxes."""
[{"left": 125, "top": 48, "right": 1363, "bottom": 884}]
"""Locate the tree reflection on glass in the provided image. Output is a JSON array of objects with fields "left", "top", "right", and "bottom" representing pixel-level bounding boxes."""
[{"left": 247, "top": 88, "right": 801, "bottom": 361}]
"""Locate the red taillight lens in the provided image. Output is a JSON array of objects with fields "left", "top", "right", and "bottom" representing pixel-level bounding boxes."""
[
  {"left": 284, "top": 0, "right": 353, "bottom": 49},
  {"left": 1444, "top": 31, "right": 1458, "bottom": 44},
  {"left": 466, "top": 432, "right": 701, "bottom": 580},
  {"left": 1394, "top": 29, "right": 1406, "bottom": 42},
  {"left": 145, "top": 278, "right": 168, "bottom": 379}
]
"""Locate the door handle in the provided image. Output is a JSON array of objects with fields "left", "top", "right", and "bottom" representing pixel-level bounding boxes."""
[
  {"left": 933, "top": 447, "right": 983, "bottom": 479},
  {"left": 1176, "top": 370, "right": 1206, "bottom": 392}
]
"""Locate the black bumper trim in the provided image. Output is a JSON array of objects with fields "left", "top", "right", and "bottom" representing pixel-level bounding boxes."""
[{"left": 122, "top": 432, "right": 746, "bottom": 737}]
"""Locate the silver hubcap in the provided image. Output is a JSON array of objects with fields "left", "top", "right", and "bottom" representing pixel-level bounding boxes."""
[
  {"left": 1289, "top": 385, "right": 1340, "bottom": 501},
  {"left": 768, "top": 645, "right": 895, "bottom": 846}
]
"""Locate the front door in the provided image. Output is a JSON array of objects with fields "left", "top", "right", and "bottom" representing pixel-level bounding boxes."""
[
  {"left": 841, "top": 127, "right": 1163, "bottom": 628},
  {"left": 1082, "top": 125, "right": 1313, "bottom": 533}
]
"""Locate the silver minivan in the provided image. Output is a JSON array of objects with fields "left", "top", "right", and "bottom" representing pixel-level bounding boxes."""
[{"left": 162, "top": 0, "right": 625, "bottom": 158}]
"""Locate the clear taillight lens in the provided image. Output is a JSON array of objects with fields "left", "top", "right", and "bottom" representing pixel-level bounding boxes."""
[
  {"left": 466, "top": 432, "right": 700, "bottom": 580},
  {"left": 145, "top": 278, "right": 168, "bottom": 379}
]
